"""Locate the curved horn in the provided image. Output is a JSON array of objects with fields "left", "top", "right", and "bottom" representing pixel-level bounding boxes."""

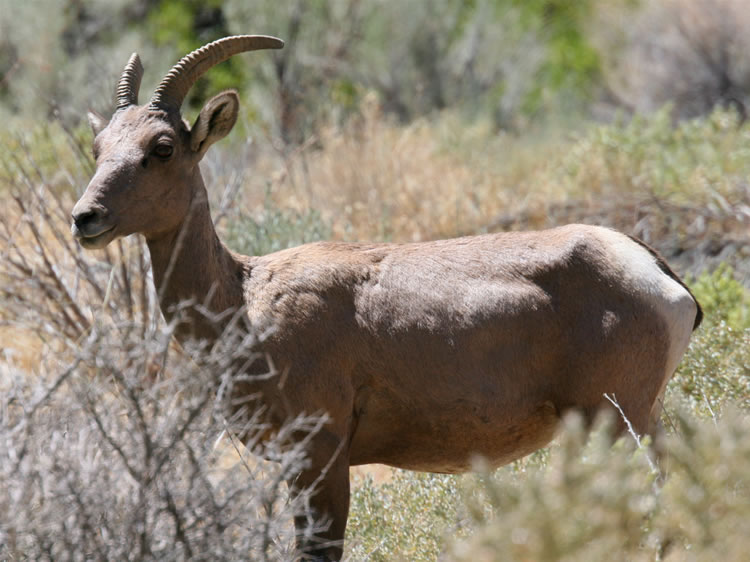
[
  {"left": 150, "top": 35, "right": 284, "bottom": 111},
  {"left": 116, "top": 53, "right": 144, "bottom": 110}
]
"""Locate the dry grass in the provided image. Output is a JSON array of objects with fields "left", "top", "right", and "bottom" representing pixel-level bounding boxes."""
[{"left": 241, "top": 101, "right": 523, "bottom": 243}]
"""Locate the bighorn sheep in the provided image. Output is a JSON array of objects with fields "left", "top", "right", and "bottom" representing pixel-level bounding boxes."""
[{"left": 71, "top": 35, "right": 702, "bottom": 560}]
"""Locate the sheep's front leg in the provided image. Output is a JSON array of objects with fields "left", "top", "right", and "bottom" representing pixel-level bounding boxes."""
[{"left": 288, "top": 428, "right": 351, "bottom": 561}]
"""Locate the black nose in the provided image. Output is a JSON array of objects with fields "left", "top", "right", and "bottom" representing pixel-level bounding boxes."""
[{"left": 72, "top": 209, "right": 102, "bottom": 229}]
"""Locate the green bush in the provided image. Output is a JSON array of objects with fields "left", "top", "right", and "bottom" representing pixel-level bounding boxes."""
[
  {"left": 347, "top": 470, "right": 466, "bottom": 561},
  {"left": 689, "top": 264, "right": 750, "bottom": 331},
  {"left": 1, "top": 0, "right": 613, "bottom": 132},
  {"left": 451, "top": 410, "right": 750, "bottom": 562},
  {"left": 668, "top": 266, "right": 750, "bottom": 416},
  {"left": 225, "top": 202, "right": 332, "bottom": 257},
  {"left": 0, "top": 121, "right": 93, "bottom": 196},
  {"left": 559, "top": 107, "right": 750, "bottom": 202}
]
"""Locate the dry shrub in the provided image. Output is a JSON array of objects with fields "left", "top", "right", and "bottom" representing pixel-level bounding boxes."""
[
  {"left": 0, "top": 130, "right": 327, "bottom": 561},
  {"left": 0, "top": 128, "right": 155, "bottom": 371},
  {"left": 0, "top": 318, "right": 326, "bottom": 560},
  {"left": 598, "top": 0, "right": 750, "bottom": 119}
]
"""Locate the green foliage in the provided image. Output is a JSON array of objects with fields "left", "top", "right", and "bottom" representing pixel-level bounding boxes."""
[
  {"left": 224, "top": 200, "right": 332, "bottom": 257},
  {"left": 0, "top": 0, "right": 617, "bottom": 132},
  {"left": 0, "top": 121, "right": 93, "bottom": 196},
  {"left": 690, "top": 264, "right": 750, "bottom": 330},
  {"left": 147, "top": 0, "right": 242, "bottom": 111},
  {"left": 657, "top": 410, "right": 750, "bottom": 561},
  {"left": 673, "top": 321, "right": 750, "bottom": 416},
  {"left": 454, "top": 416, "right": 656, "bottom": 561},
  {"left": 210, "top": 0, "right": 606, "bottom": 128},
  {"left": 451, "top": 410, "right": 750, "bottom": 561},
  {"left": 560, "top": 106, "right": 750, "bottom": 201},
  {"left": 510, "top": 0, "right": 602, "bottom": 116},
  {"left": 148, "top": 0, "right": 195, "bottom": 52},
  {"left": 347, "top": 470, "right": 466, "bottom": 561},
  {"left": 669, "top": 266, "right": 750, "bottom": 415}
]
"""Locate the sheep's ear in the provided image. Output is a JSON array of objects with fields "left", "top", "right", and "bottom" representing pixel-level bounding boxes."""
[
  {"left": 190, "top": 90, "right": 239, "bottom": 157},
  {"left": 87, "top": 110, "right": 108, "bottom": 136}
]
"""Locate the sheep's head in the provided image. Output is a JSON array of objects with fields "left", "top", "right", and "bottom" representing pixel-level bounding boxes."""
[{"left": 71, "top": 35, "right": 283, "bottom": 249}]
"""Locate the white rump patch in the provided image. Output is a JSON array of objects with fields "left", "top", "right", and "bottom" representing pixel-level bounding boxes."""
[{"left": 593, "top": 227, "right": 697, "bottom": 381}]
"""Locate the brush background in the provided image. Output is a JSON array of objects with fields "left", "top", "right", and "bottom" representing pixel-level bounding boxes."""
[{"left": 1, "top": 1, "right": 749, "bottom": 560}]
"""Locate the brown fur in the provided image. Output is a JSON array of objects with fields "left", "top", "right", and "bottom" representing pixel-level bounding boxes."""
[{"left": 72, "top": 63, "right": 701, "bottom": 562}]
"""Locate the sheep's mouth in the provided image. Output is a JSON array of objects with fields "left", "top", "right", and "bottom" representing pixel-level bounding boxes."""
[{"left": 72, "top": 223, "right": 117, "bottom": 249}]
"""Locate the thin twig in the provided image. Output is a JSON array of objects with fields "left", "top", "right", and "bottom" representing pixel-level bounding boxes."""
[{"left": 604, "top": 393, "right": 658, "bottom": 474}]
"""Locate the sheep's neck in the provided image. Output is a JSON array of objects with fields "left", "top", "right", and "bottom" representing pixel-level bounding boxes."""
[{"left": 146, "top": 184, "right": 246, "bottom": 342}]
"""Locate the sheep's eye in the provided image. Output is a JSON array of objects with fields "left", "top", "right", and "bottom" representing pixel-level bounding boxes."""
[{"left": 153, "top": 144, "right": 173, "bottom": 159}]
